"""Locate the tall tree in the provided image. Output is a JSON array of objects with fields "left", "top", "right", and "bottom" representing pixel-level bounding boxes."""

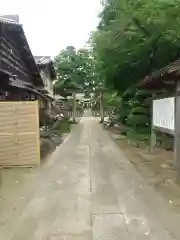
[
  {"left": 54, "top": 46, "right": 97, "bottom": 94},
  {"left": 90, "top": 0, "right": 180, "bottom": 138},
  {"left": 92, "top": 0, "right": 180, "bottom": 92}
]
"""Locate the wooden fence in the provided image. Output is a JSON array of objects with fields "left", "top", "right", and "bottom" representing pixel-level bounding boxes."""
[
  {"left": 92, "top": 110, "right": 111, "bottom": 117},
  {"left": 60, "top": 109, "right": 84, "bottom": 118},
  {"left": 0, "top": 101, "right": 40, "bottom": 167}
]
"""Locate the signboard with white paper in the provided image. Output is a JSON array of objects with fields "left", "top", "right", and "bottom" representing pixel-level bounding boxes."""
[{"left": 153, "top": 97, "right": 175, "bottom": 131}]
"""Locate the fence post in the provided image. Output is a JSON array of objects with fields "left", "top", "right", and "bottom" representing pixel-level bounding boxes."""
[
  {"left": 100, "top": 91, "right": 104, "bottom": 123},
  {"left": 150, "top": 95, "right": 156, "bottom": 153},
  {"left": 72, "top": 92, "right": 76, "bottom": 123},
  {"left": 174, "top": 81, "right": 180, "bottom": 173}
]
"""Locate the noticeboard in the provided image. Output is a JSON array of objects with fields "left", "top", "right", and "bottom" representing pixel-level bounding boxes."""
[{"left": 153, "top": 97, "right": 175, "bottom": 131}]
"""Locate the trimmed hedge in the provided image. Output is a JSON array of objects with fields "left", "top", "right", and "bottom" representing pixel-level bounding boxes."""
[{"left": 127, "top": 114, "right": 149, "bottom": 126}]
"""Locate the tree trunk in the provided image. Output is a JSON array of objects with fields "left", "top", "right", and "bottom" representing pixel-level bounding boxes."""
[{"left": 72, "top": 92, "right": 76, "bottom": 123}]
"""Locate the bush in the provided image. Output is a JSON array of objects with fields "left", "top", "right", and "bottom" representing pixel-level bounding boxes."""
[
  {"left": 135, "top": 89, "right": 152, "bottom": 98},
  {"left": 53, "top": 120, "right": 71, "bottom": 135},
  {"left": 68, "top": 119, "right": 78, "bottom": 124},
  {"left": 127, "top": 128, "right": 150, "bottom": 143},
  {"left": 127, "top": 114, "right": 149, "bottom": 126},
  {"left": 119, "top": 101, "right": 132, "bottom": 124},
  {"left": 131, "top": 106, "right": 148, "bottom": 115},
  {"left": 119, "top": 88, "right": 152, "bottom": 143}
]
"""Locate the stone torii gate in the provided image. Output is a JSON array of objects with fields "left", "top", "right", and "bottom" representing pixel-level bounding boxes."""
[{"left": 94, "top": 86, "right": 105, "bottom": 123}]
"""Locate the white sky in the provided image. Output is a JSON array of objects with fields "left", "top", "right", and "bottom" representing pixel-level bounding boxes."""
[{"left": 1, "top": 0, "right": 101, "bottom": 57}]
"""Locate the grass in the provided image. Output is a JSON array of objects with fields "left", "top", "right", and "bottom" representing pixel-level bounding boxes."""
[
  {"left": 52, "top": 120, "right": 71, "bottom": 136},
  {"left": 68, "top": 119, "right": 78, "bottom": 124}
]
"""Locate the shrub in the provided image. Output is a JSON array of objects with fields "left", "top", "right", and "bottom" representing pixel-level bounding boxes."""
[
  {"left": 53, "top": 120, "right": 71, "bottom": 135},
  {"left": 127, "top": 114, "right": 149, "bottom": 126}
]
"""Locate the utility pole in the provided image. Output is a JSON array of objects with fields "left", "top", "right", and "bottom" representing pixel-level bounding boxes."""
[
  {"left": 72, "top": 92, "right": 76, "bottom": 123},
  {"left": 99, "top": 90, "right": 104, "bottom": 123}
]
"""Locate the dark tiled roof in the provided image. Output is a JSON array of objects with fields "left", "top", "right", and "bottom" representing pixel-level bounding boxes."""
[
  {"left": 146, "top": 59, "right": 180, "bottom": 81},
  {"left": 0, "top": 14, "right": 44, "bottom": 86},
  {"left": 34, "top": 56, "right": 52, "bottom": 65},
  {"left": 34, "top": 56, "right": 56, "bottom": 79},
  {"left": 139, "top": 58, "right": 180, "bottom": 87},
  {"left": 0, "top": 15, "right": 20, "bottom": 25},
  {"left": 9, "top": 77, "right": 45, "bottom": 97}
]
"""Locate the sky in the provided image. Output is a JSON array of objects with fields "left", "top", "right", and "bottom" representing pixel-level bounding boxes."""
[{"left": 1, "top": 0, "right": 101, "bottom": 57}]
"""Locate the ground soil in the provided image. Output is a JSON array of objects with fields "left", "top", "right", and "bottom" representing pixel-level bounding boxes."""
[
  {"left": 109, "top": 129, "right": 180, "bottom": 213},
  {"left": 1, "top": 117, "right": 180, "bottom": 239},
  {"left": 0, "top": 133, "right": 68, "bottom": 227}
]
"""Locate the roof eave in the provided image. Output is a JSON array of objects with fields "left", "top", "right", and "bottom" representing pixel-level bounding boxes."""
[{"left": 138, "top": 59, "right": 180, "bottom": 88}]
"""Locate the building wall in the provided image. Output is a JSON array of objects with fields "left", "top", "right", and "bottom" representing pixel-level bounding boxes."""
[
  {"left": 40, "top": 69, "right": 53, "bottom": 98},
  {"left": 0, "top": 29, "right": 33, "bottom": 84}
]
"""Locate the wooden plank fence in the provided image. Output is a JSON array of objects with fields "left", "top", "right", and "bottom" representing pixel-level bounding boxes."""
[
  {"left": 60, "top": 109, "right": 84, "bottom": 118},
  {"left": 92, "top": 110, "right": 111, "bottom": 117},
  {"left": 0, "top": 101, "right": 40, "bottom": 167}
]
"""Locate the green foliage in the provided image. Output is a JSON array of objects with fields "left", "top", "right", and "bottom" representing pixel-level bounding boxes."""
[
  {"left": 126, "top": 114, "right": 149, "bottom": 126},
  {"left": 84, "top": 91, "right": 91, "bottom": 99},
  {"left": 115, "top": 85, "right": 151, "bottom": 139},
  {"left": 118, "top": 101, "right": 131, "bottom": 125},
  {"left": 68, "top": 119, "right": 78, "bottom": 124},
  {"left": 126, "top": 87, "right": 151, "bottom": 141},
  {"left": 131, "top": 107, "right": 148, "bottom": 115},
  {"left": 103, "top": 91, "right": 121, "bottom": 109},
  {"left": 135, "top": 89, "right": 152, "bottom": 98},
  {"left": 126, "top": 128, "right": 150, "bottom": 143},
  {"left": 54, "top": 46, "right": 97, "bottom": 95},
  {"left": 117, "top": 87, "right": 135, "bottom": 125},
  {"left": 53, "top": 120, "right": 71, "bottom": 135},
  {"left": 92, "top": 0, "right": 180, "bottom": 92},
  {"left": 123, "top": 87, "right": 136, "bottom": 99}
]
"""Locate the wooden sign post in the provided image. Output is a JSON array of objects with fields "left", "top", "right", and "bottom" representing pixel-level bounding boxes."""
[
  {"left": 99, "top": 91, "right": 104, "bottom": 123},
  {"left": 72, "top": 92, "right": 77, "bottom": 123},
  {"left": 174, "top": 81, "right": 180, "bottom": 171},
  {"left": 151, "top": 81, "right": 180, "bottom": 172}
]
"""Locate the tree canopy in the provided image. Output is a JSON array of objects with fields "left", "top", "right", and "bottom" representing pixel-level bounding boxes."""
[
  {"left": 54, "top": 46, "right": 97, "bottom": 95},
  {"left": 91, "top": 0, "right": 180, "bottom": 92}
]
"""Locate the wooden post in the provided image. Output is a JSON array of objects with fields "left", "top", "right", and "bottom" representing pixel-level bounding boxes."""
[
  {"left": 174, "top": 81, "right": 180, "bottom": 172},
  {"left": 72, "top": 92, "right": 76, "bottom": 123},
  {"left": 150, "top": 94, "right": 156, "bottom": 153},
  {"left": 150, "top": 129, "right": 157, "bottom": 153},
  {"left": 100, "top": 91, "right": 104, "bottom": 123}
]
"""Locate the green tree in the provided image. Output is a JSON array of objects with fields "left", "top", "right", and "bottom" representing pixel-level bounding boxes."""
[
  {"left": 54, "top": 46, "right": 97, "bottom": 94},
  {"left": 90, "top": 0, "right": 180, "bottom": 139},
  {"left": 92, "top": 0, "right": 180, "bottom": 92}
]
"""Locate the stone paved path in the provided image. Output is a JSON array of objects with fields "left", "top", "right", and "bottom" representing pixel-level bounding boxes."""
[{"left": 1, "top": 116, "right": 180, "bottom": 239}]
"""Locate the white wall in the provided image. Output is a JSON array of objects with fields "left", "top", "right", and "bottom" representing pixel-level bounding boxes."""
[{"left": 40, "top": 69, "right": 53, "bottom": 98}]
